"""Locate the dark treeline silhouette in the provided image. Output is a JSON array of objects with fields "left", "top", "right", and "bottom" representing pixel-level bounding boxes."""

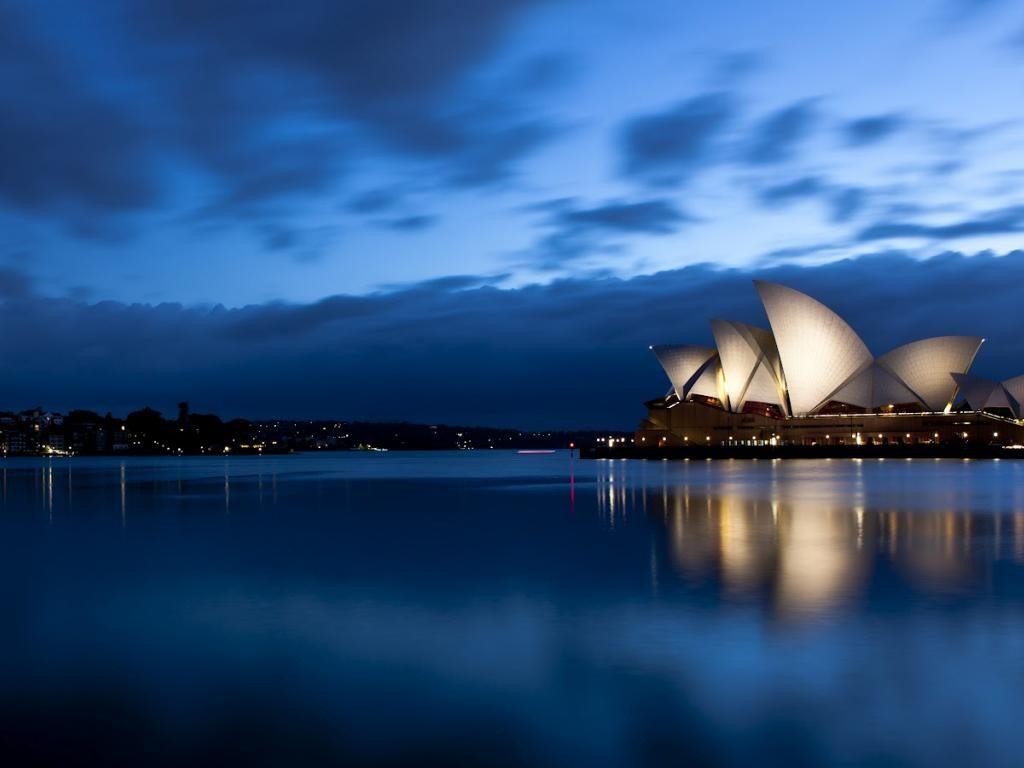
[{"left": 0, "top": 402, "right": 625, "bottom": 456}]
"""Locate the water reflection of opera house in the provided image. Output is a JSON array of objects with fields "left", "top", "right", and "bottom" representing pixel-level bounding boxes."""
[
  {"left": 597, "top": 463, "right": 1024, "bottom": 616},
  {"left": 639, "top": 281, "right": 1024, "bottom": 446}
]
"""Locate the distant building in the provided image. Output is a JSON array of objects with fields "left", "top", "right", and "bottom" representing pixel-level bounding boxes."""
[
  {"left": 7, "top": 432, "right": 27, "bottom": 454},
  {"left": 112, "top": 428, "right": 131, "bottom": 452}
]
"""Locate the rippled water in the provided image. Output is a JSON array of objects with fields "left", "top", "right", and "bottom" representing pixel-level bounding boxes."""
[{"left": 3, "top": 452, "right": 1024, "bottom": 766}]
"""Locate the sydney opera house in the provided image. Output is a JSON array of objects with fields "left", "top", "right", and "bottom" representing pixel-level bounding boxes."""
[{"left": 638, "top": 281, "right": 1024, "bottom": 447}]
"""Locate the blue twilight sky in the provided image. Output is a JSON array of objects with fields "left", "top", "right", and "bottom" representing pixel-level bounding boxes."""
[{"left": 3, "top": 0, "right": 1024, "bottom": 426}]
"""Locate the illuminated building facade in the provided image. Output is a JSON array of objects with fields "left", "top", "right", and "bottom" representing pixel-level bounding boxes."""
[{"left": 638, "top": 281, "right": 1024, "bottom": 446}]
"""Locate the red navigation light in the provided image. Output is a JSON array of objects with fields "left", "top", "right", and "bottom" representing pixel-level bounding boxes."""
[{"left": 569, "top": 442, "right": 575, "bottom": 449}]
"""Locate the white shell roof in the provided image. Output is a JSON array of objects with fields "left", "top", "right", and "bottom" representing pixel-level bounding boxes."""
[
  {"left": 876, "top": 336, "right": 983, "bottom": 412},
  {"left": 754, "top": 281, "right": 873, "bottom": 415},
  {"left": 986, "top": 386, "right": 1018, "bottom": 412},
  {"left": 828, "top": 366, "right": 873, "bottom": 408},
  {"left": 827, "top": 365, "right": 919, "bottom": 409},
  {"left": 950, "top": 373, "right": 1017, "bottom": 413},
  {"left": 650, "top": 345, "right": 717, "bottom": 401},
  {"left": 871, "top": 365, "right": 921, "bottom": 406},
  {"left": 689, "top": 358, "right": 724, "bottom": 401},
  {"left": 710, "top": 319, "right": 786, "bottom": 412},
  {"left": 744, "top": 357, "right": 786, "bottom": 408},
  {"left": 1002, "top": 374, "right": 1024, "bottom": 411},
  {"left": 710, "top": 320, "right": 757, "bottom": 411},
  {"left": 648, "top": 282, "right": 991, "bottom": 418},
  {"left": 747, "top": 324, "right": 788, "bottom": 407}
]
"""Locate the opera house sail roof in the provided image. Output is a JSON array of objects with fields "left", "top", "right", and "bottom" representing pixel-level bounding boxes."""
[
  {"left": 650, "top": 280, "right": 1008, "bottom": 419},
  {"left": 1002, "top": 375, "right": 1024, "bottom": 410},
  {"left": 828, "top": 336, "right": 983, "bottom": 412},
  {"left": 875, "top": 336, "right": 982, "bottom": 411},
  {"left": 754, "top": 281, "right": 873, "bottom": 416},
  {"left": 710, "top": 319, "right": 788, "bottom": 414},
  {"left": 649, "top": 345, "right": 719, "bottom": 402}
]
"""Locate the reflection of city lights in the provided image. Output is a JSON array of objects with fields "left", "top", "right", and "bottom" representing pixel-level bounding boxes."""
[
  {"left": 776, "top": 503, "right": 858, "bottom": 617},
  {"left": 638, "top": 472, "right": 987, "bottom": 620}
]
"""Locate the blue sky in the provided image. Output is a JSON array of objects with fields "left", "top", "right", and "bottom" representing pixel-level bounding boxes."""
[
  {"left": 2, "top": 0, "right": 1024, "bottom": 424},
  {"left": 4, "top": 0, "right": 1024, "bottom": 304}
]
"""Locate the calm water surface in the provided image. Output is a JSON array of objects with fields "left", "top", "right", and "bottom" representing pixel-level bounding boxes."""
[{"left": 2, "top": 452, "right": 1024, "bottom": 766}]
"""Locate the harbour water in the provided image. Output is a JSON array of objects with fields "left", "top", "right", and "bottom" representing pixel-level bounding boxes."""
[{"left": 3, "top": 452, "right": 1024, "bottom": 766}]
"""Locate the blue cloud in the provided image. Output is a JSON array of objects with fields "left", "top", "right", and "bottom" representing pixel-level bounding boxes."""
[
  {"left": 619, "top": 93, "right": 735, "bottom": 185},
  {"left": 744, "top": 99, "right": 819, "bottom": 165},
  {"left": 842, "top": 113, "right": 905, "bottom": 147},
  {"left": 132, "top": 0, "right": 559, "bottom": 193},
  {"left": 557, "top": 199, "right": 690, "bottom": 235},
  {"left": 0, "top": 4, "right": 156, "bottom": 219},
  {"left": 828, "top": 186, "right": 867, "bottom": 222},
  {"left": 4, "top": 250, "right": 1024, "bottom": 428},
  {"left": 757, "top": 176, "right": 826, "bottom": 206},
  {"left": 620, "top": 94, "right": 820, "bottom": 186},
  {"left": 856, "top": 204, "right": 1024, "bottom": 241},
  {"left": 526, "top": 197, "right": 693, "bottom": 267},
  {"left": 756, "top": 176, "right": 867, "bottom": 223},
  {"left": 381, "top": 215, "right": 439, "bottom": 232},
  {"left": 0, "top": 0, "right": 556, "bottom": 243}
]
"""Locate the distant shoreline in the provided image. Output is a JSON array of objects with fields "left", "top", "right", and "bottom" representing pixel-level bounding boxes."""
[
  {"left": 583, "top": 444, "right": 1022, "bottom": 461},
  {"left": 0, "top": 405, "right": 628, "bottom": 456}
]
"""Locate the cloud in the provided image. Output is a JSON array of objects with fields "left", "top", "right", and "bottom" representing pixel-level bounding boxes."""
[
  {"left": 939, "top": 0, "right": 1005, "bottom": 23},
  {"left": 556, "top": 199, "right": 690, "bottom": 235},
  {"left": 5, "top": 250, "right": 1024, "bottom": 428},
  {"left": 710, "top": 51, "right": 766, "bottom": 84},
  {"left": 619, "top": 93, "right": 735, "bottom": 185},
  {"left": 756, "top": 242, "right": 839, "bottom": 265},
  {"left": 381, "top": 215, "right": 439, "bottom": 232},
  {"left": 0, "top": 267, "right": 32, "bottom": 299},
  {"left": 0, "top": 0, "right": 556, "bottom": 240},
  {"left": 856, "top": 204, "right": 1024, "bottom": 242},
  {"left": 259, "top": 224, "right": 340, "bottom": 262},
  {"left": 347, "top": 191, "right": 439, "bottom": 234},
  {"left": 842, "top": 113, "right": 905, "bottom": 147},
  {"left": 757, "top": 176, "right": 826, "bottom": 206},
  {"left": 133, "top": 0, "right": 541, "bottom": 122},
  {"left": 0, "top": 5, "right": 156, "bottom": 220},
  {"left": 262, "top": 228, "right": 300, "bottom": 252},
  {"left": 442, "top": 117, "right": 559, "bottom": 187},
  {"left": 131, "top": 0, "right": 557, "bottom": 193},
  {"left": 756, "top": 176, "right": 867, "bottom": 223},
  {"left": 744, "top": 99, "right": 819, "bottom": 165},
  {"left": 828, "top": 186, "right": 867, "bottom": 222},
  {"left": 619, "top": 94, "right": 821, "bottom": 184},
  {"left": 525, "top": 197, "right": 693, "bottom": 267},
  {"left": 195, "top": 135, "right": 347, "bottom": 217},
  {"left": 509, "top": 53, "right": 577, "bottom": 91},
  {"left": 346, "top": 189, "right": 405, "bottom": 214}
]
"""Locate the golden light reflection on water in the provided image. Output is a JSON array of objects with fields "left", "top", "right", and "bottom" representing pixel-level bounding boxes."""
[
  {"left": 595, "top": 460, "right": 1024, "bottom": 618},
  {"left": 774, "top": 502, "right": 860, "bottom": 616},
  {"left": 650, "top": 481, "right": 866, "bottom": 617}
]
